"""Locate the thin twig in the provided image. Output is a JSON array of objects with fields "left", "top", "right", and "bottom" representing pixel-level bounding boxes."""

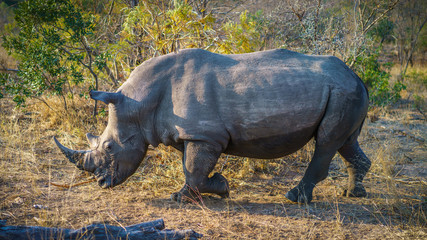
[
  {"left": 31, "top": 97, "right": 55, "bottom": 111},
  {"left": 50, "top": 179, "right": 96, "bottom": 189}
]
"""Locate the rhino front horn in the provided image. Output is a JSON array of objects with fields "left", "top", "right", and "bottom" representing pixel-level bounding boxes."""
[{"left": 53, "top": 137, "right": 87, "bottom": 170}]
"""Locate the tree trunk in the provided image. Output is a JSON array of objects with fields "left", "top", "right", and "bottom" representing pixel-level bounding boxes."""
[
  {"left": 401, "top": 17, "right": 427, "bottom": 79},
  {"left": 0, "top": 219, "right": 202, "bottom": 240}
]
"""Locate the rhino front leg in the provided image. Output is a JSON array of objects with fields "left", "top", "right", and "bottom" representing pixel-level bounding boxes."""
[
  {"left": 171, "top": 141, "right": 229, "bottom": 202},
  {"left": 285, "top": 144, "right": 337, "bottom": 203}
]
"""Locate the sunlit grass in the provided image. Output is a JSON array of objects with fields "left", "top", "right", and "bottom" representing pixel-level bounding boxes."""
[{"left": 0, "top": 65, "right": 426, "bottom": 239}]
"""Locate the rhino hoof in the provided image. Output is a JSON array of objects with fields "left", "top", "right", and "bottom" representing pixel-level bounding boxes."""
[
  {"left": 285, "top": 187, "right": 312, "bottom": 204},
  {"left": 218, "top": 191, "right": 230, "bottom": 199},
  {"left": 170, "top": 192, "right": 179, "bottom": 202},
  {"left": 210, "top": 172, "right": 230, "bottom": 199},
  {"left": 341, "top": 185, "right": 367, "bottom": 198},
  {"left": 171, "top": 192, "right": 185, "bottom": 203},
  {"left": 170, "top": 191, "right": 196, "bottom": 203}
]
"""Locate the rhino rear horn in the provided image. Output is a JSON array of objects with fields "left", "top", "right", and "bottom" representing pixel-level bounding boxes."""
[
  {"left": 90, "top": 90, "right": 122, "bottom": 105},
  {"left": 86, "top": 133, "right": 99, "bottom": 149}
]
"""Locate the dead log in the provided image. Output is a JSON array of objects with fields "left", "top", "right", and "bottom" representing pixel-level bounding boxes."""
[{"left": 0, "top": 219, "right": 202, "bottom": 240}]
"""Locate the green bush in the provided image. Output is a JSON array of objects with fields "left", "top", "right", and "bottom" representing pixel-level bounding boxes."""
[
  {"left": 2, "top": 0, "right": 268, "bottom": 109},
  {"left": 1, "top": 0, "right": 415, "bottom": 110},
  {"left": 354, "top": 50, "right": 405, "bottom": 106},
  {"left": 1, "top": 0, "right": 105, "bottom": 108},
  {"left": 119, "top": 1, "right": 267, "bottom": 70},
  {"left": 405, "top": 69, "right": 427, "bottom": 89}
]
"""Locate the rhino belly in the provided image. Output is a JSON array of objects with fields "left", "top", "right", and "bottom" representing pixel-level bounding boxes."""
[{"left": 224, "top": 124, "right": 317, "bottom": 159}]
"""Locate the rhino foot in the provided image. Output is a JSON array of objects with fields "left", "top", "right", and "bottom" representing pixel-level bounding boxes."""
[
  {"left": 170, "top": 191, "right": 193, "bottom": 203},
  {"left": 171, "top": 184, "right": 214, "bottom": 203},
  {"left": 341, "top": 183, "right": 367, "bottom": 197},
  {"left": 210, "top": 172, "right": 230, "bottom": 199},
  {"left": 285, "top": 185, "right": 313, "bottom": 204},
  {"left": 171, "top": 173, "right": 230, "bottom": 203}
]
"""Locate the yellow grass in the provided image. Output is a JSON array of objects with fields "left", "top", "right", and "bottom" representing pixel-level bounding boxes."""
[{"left": 0, "top": 66, "right": 426, "bottom": 239}]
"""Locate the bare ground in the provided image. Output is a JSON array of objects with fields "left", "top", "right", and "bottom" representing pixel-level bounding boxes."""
[{"left": 0, "top": 98, "right": 426, "bottom": 239}]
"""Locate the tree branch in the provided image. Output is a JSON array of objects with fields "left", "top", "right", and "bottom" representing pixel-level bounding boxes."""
[
  {"left": 362, "top": 0, "right": 399, "bottom": 34},
  {"left": 31, "top": 96, "right": 55, "bottom": 111},
  {"left": 0, "top": 219, "right": 202, "bottom": 240},
  {"left": 402, "top": 16, "right": 427, "bottom": 78}
]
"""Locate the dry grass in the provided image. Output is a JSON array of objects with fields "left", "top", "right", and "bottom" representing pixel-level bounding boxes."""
[{"left": 0, "top": 69, "right": 426, "bottom": 239}]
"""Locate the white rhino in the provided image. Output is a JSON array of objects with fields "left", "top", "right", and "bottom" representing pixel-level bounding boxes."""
[{"left": 54, "top": 49, "right": 371, "bottom": 203}]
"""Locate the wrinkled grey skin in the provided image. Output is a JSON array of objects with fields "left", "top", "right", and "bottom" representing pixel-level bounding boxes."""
[{"left": 54, "top": 48, "right": 371, "bottom": 203}]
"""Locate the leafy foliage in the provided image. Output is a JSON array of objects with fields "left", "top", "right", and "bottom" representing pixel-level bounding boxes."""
[
  {"left": 118, "top": 1, "right": 266, "bottom": 72},
  {"left": 120, "top": 1, "right": 218, "bottom": 66},
  {"left": 354, "top": 50, "right": 405, "bottom": 105},
  {"left": 405, "top": 69, "right": 427, "bottom": 89},
  {"left": 1, "top": 0, "right": 419, "bottom": 109},
  {"left": 368, "top": 19, "right": 394, "bottom": 43},
  {"left": 1, "top": 0, "right": 105, "bottom": 108},
  {"left": 220, "top": 10, "right": 267, "bottom": 53}
]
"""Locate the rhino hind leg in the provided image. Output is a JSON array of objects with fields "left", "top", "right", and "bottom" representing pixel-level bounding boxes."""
[
  {"left": 286, "top": 87, "right": 369, "bottom": 204},
  {"left": 171, "top": 141, "right": 229, "bottom": 203},
  {"left": 285, "top": 144, "right": 337, "bottom": 203},
  {"left": 338, "top": 141, "right": 371, "bottom": 197}
]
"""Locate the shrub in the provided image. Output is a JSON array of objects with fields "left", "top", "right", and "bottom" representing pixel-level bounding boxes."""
[
  {"left": 1, "top": 0, "right": 108, "bottom": 109},
  {"left": 354, "top": 50, "right": 406, "bottom": 105},
  {"left": 119, "top": 1, "right": 267, "bottom": 71}
]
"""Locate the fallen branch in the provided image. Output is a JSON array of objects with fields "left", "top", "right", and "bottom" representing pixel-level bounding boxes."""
[
  {"left": 49, "top": 179, "right": 96, "bottom": 189},
  {"left": 0, "top": 65, "right": 18, "bottom": 72},
  {"left": 0, "top": 68, "right": 18, "bottom": 72},
  {"left": 0, "top": 218, "right": 202, "bottom": 240}
]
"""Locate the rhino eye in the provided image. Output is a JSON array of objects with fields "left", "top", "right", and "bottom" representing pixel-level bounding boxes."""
[{"left": 103, "top": 142, "right": 113, "bottom": 152}]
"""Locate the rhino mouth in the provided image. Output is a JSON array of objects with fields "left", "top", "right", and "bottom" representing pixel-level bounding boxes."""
[
  {"left": 94, "top": 168, "right": 115, "bottom": 188},
  {"left": 96, "top": 175, "right": 111, "bottom": 188},
  {"left": 97, "top": 174, "right": 128, "bottom": 188},
  {"left": 94, "top": 166, "right": 127, "bottom": 188}
]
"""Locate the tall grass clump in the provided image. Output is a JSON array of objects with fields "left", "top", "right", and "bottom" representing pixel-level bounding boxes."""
[{"left": 368, "top": 138, "right": 426, "bottom": 228}]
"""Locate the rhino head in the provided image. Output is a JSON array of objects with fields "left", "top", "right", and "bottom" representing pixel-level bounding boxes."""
[{"left": 54, "top": 90, "right": 148, "bottom": 188}]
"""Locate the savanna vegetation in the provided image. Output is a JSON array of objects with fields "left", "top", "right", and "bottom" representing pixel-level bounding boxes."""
[{"left": 0, "top": 0, "right": 426, "bottom": 239}]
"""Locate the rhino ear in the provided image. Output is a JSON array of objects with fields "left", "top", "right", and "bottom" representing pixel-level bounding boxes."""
[
  {"left": 89, "top": 90, "right": 122, "bottom": 105},
  {"left": 86, "top": 133, "right": 99, "bottom": 149}
]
